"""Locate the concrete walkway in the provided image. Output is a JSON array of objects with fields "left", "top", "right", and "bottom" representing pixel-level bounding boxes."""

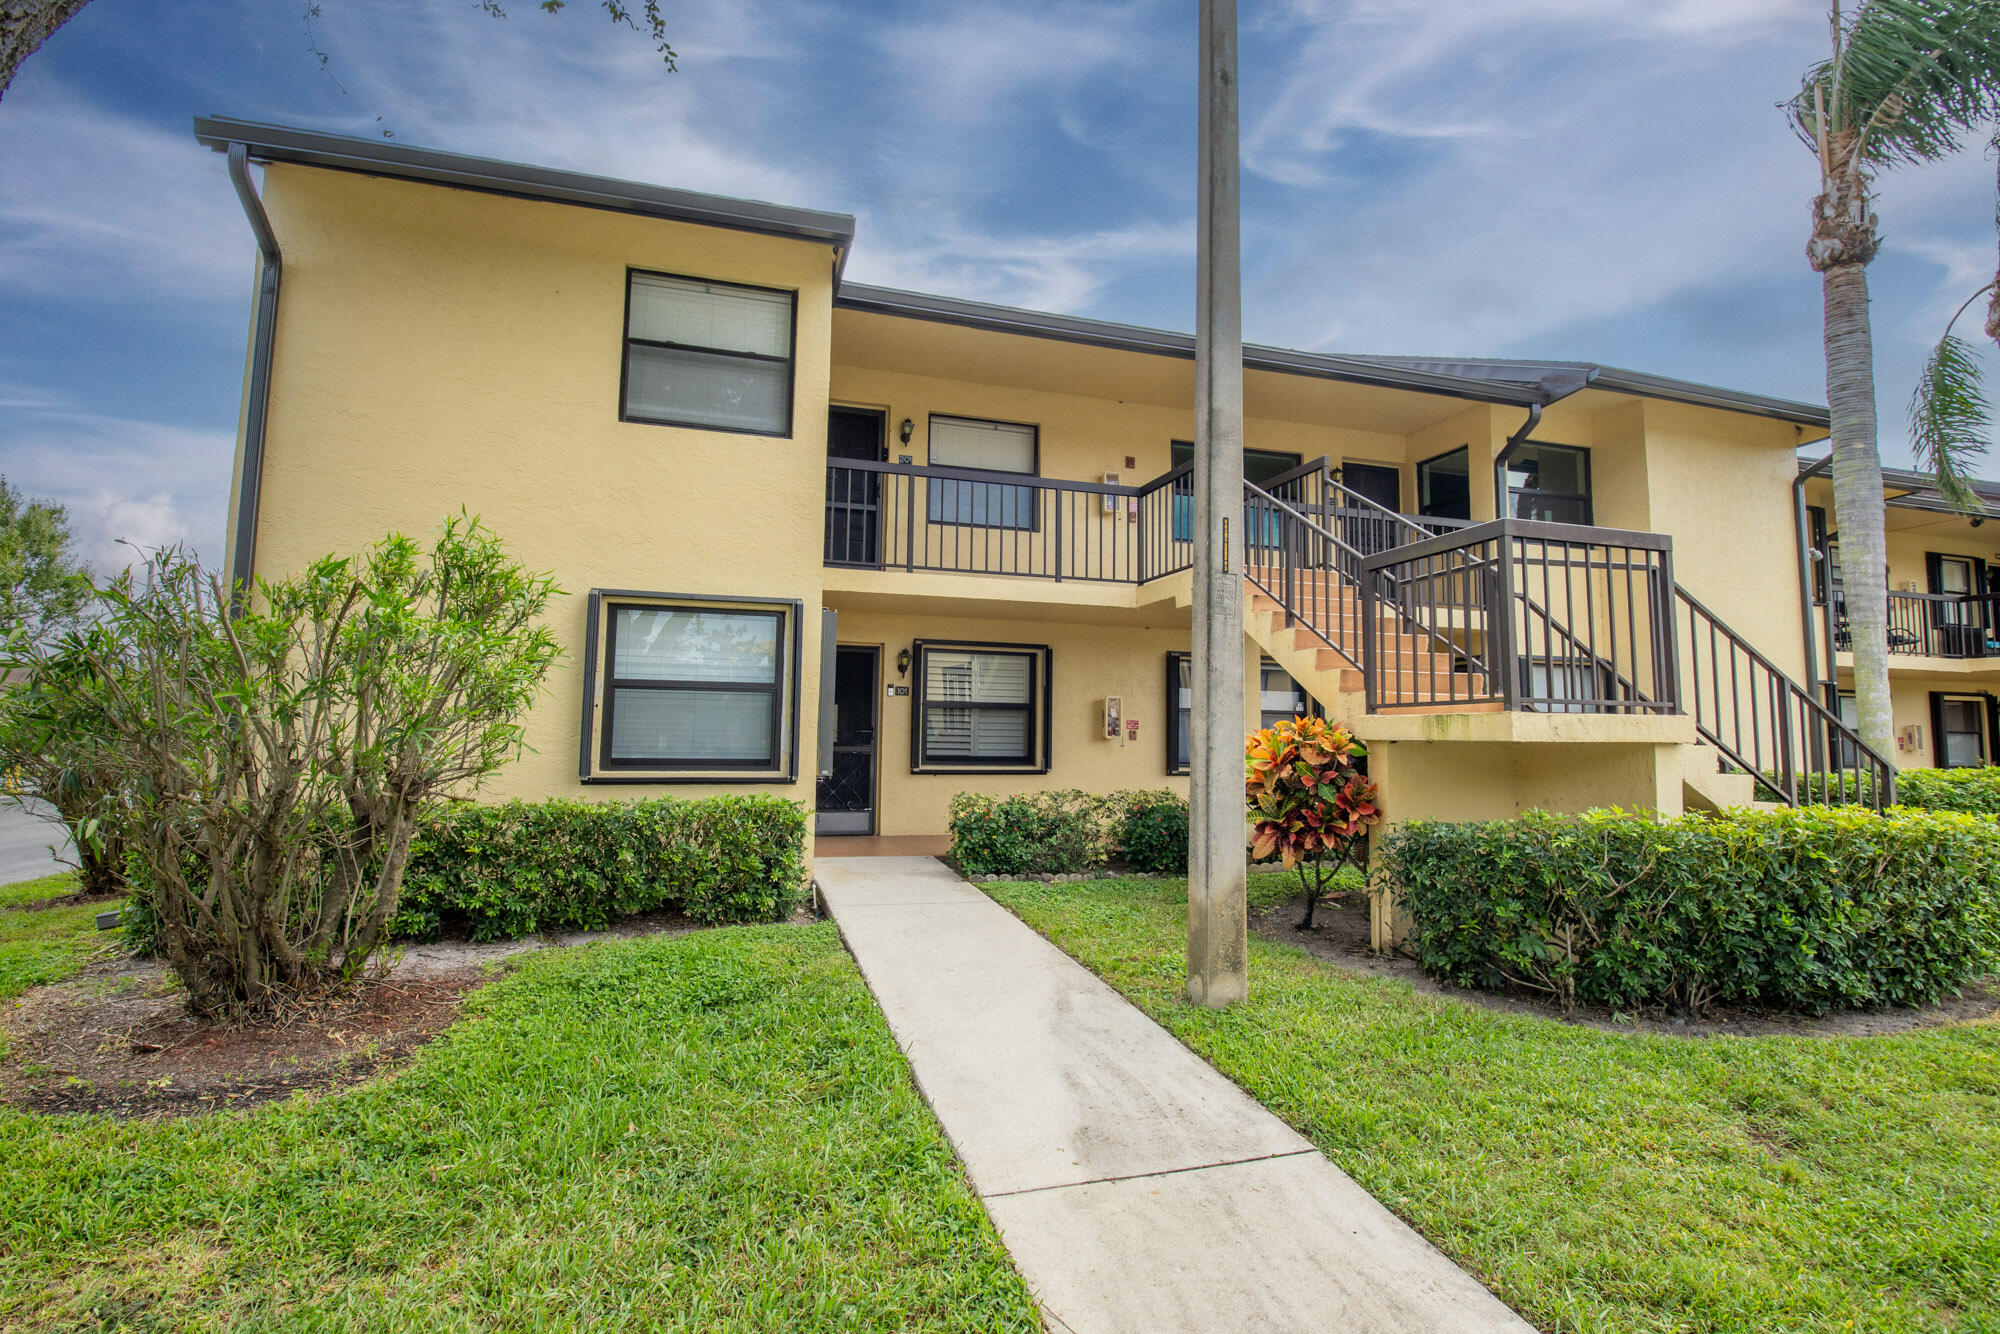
[{"left": 814, "top": 856, "right": 1533, "bottom": 1334}]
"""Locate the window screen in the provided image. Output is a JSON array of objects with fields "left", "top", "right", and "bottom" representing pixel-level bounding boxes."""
[
  {"left": 1506, "top": 443, "right": 1592, "bottom": 525},
  {"left": 602, "top": 605, "right": 784, "bottom": 768},
  {"left": 928, "top": 416, "right": 1038, "bottom": 529},
  {"left": 917, "top": 645, "right": 1039, "bottom": 766},
  {"left": 623, "top": 272, "right": 794, "bottom": 435}
]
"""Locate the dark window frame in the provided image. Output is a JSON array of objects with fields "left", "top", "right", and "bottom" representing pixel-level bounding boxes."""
[
  {"left": 619, "top": 267, "right": 799, "bottom": 439},
  {"left": 1505, "top": 441, "right": 1593, "bottom": 525},
  {"left": 1167, "top": 652, "right": 1316, "bottom": 775},
  {"left": 926, "top": 413, "right": 1043, "bottom": 533},
  {"left": 910, "top": 639, "right": 1052, "bottom": 774},
  {"left": 1516, "top": 654, "right": 1616, "bottom": 714},
  {"left": 1416, "top": 445, "right": 1472, "bottom": 521},
  {"left": 1929, "top": 691, "right": 1994, "bottom": 769},
  {"left": 577, "top": 589, "right": 803, "bottom": 785}
]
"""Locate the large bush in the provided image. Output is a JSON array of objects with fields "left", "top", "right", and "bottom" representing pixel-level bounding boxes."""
[
  {"left": 1115, "top": 790, "right": 1190, "bottom": 874},
  {"left": 29, "top": 520, "right": 561, "bottom": 1017},
  {"left": 948, "top": 790, "right": 1111, "bottom": 877},
  {"left": 1379, "top": 805, "right": 2000, "bottom": 1016},
  {"left": 394, "top": 795, "right": 807, "bottom": 941}
]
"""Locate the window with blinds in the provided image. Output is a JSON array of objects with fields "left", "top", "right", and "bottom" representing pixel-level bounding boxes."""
[
  {"left": 622, "top": 271, "right": 795, "bottom": 435},
  {"left": 1168, "top": 653, "right": 1316, "bottom": 773},
  {"left": 601, "top": 603, "right": 785, "bottom": 769},
  {"left": 928, "top": 415, "right": 1038, "bottom": 530},
  {"left": 914, "top": 644, "right": 1043, "bottom": 769}
]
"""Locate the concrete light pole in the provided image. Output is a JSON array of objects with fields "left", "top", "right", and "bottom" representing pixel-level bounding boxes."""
[{"left": 1187, "top": 0, "right": 1248, "bottom": 1008}]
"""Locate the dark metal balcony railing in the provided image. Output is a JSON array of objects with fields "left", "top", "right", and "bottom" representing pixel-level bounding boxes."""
[
  {"left": 1360, "top": 518, "right": 1678, "bottom": 716},
  {"left": 1831, "top": 590, "right": 1997, "bottom": 658}
]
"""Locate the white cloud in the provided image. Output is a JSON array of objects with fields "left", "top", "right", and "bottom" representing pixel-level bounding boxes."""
[
  {"left": 0, "top": 85, "right": 251, "bottom": 306},
  {"left": 850, "top": 217, "right": 1189, "bottom": 313},
  {"left": 0, "top": 405, "right": 232, "bottom": 573}
]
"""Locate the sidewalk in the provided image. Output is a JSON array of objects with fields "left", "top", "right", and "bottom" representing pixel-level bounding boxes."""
[{"left": 814, "top": 856, "right": 1533, "bottom": 1334}]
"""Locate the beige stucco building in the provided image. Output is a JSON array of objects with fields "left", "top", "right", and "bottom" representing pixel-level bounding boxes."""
[{"left": 196, "top": 116, "right": 1907, "bottom": 918}]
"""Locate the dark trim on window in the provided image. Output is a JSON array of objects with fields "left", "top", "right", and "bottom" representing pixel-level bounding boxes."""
[
  {"left": 925, "top": 413, "right": 1043, "bottom": 532},
  {"left": 1416, "top": 444, "right": 1472, "bottom": 521},
  {"left": 578, "top": 589, "right": 802, "bottom": 784},
  {"left": 1504, "top": 440, "right": 1593, "bottom": 525},
  {"left": 618, "top": 268, "right": 799, "bottom": 439},
  {"left": 1166, "top": 650, "right": 1190, "bottom": 775},
  {"left": 909, "top": 639, "right": 1052, "bottom": 774},
  {"left": 1930, "top": 691, "right": 1992, "bottom": 769}
]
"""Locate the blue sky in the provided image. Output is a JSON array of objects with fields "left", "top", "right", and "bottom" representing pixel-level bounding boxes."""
[{"left": 2, "top": 0, "right": 1996, "bottom": 572}]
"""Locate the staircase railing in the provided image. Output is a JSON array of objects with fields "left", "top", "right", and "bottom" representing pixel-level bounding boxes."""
[
  {"left": 1674, "top": 585, "right": 1894, "bottom": 809},
  {"left": 1240, "top": 480, "right": 1370, "bottom": 668}
]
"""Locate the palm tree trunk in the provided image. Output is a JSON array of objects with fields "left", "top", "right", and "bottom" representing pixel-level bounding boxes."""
[
  {"left": 1822, "top": 261, "right": 1895, "bottom": 759},
  {"left": 0, "top": 0, "right": 92, "bottom": 102}
]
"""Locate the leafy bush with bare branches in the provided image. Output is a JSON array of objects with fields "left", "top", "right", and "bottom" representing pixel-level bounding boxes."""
[{"left": 25, "top": 518, "right": 560, "bottom": 1017}]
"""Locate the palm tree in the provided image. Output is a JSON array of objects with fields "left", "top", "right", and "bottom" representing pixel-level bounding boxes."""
[
  {"left": 1790, "top": 0, "right": 2000, "bottom": 761},
  {"left": 1908, "top": 142, "right": 2000, "bottom": 512}
]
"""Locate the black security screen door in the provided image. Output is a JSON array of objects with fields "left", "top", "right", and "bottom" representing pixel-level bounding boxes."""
[
  {"left": 815, "top": 646, "right": 878, "bottom": 835},
  {"left": 826, "top": 408, "right": 886, "bottom": 566}
]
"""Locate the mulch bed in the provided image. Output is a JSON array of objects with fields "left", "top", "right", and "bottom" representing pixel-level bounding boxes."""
[
  {"left": 3, "top": 887, "right": 126, "bottom": 914},
  {"left": 2, "top": 957, "right": 480, "bottom": 1118},
  {"left": 1249, "top": 889, "right": 2000, "bottom": 1039},
  {"left": 1, "top": 909, "right": 722, "bottom": 1120}
]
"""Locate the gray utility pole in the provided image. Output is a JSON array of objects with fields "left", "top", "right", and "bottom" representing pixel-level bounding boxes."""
[{"left": 1188, "top": 0, "right": 1248, "bottom": 1008}]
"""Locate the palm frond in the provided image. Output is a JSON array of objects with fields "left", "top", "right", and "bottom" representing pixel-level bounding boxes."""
[
  {"left": 1790, "top": 0, "right": 2000, "bottom": 168},
  {"left": 1910, "top": 330, "right": 1993, "bottom": 513}
]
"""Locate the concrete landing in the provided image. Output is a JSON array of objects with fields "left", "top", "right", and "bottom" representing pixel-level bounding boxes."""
[{"left": 814, "top": 856, "right": 1532, "bottom": 1334}]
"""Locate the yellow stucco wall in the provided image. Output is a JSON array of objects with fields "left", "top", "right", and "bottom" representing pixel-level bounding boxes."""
[
  {"left": 231, "top": 160, "right": 1830, "bottom": 837},
  {"left": 244, "top": 164, "right": 838, "bottom": 804}
]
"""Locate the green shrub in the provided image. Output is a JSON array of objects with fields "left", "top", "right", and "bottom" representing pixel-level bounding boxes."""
[
  {"left": 1113, "top": 790, "right": 1190, "bottom": 873},
  {"left": 1378, "top": 805, "right": 2000, "bottom": 1016},
  {"left": 395, "top": 795, "right": 807, "bottom": 941},
  {"left": 1897, "top": 766, "right": 2000, "bottom": 814},
  {"left": 947, "top": 790, "right": 1115, "bottom": 876}
]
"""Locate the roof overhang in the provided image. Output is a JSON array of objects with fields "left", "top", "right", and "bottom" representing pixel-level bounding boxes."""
[{"left": 192, "top": 116, "right": 856, "bottom": 275}]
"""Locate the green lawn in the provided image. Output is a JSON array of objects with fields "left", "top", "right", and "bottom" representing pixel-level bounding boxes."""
[
  {"left": 0, "top": 923, "right": 1041, "bottom": 1332},
  {"left": 988, "top": 874, "right": 2000, "bottom": 1334},
  {"left": 0, "top": 872, "right": 116, "bottom": 1011}
]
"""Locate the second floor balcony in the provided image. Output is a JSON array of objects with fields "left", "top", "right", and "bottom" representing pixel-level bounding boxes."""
[{"left": 1833, "top": 590, "right": 2000, "bottom": 660}]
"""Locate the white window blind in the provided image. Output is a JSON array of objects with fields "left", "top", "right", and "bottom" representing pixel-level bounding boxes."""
[
  {"left": 929, "top": 416, "right": 1035, "bottom": 474},
  {"left": 623, "top": 273, "right": 793, "bottom": 435},
  {"left": 628, "top": 274, "right": 791, "bottom": 357},
  {"left": 602, "top": 602, "right": 786, "bottom": 770},
  {"left": 613, "top": 608, "right": 778, "bottom": 684},
  {"left": 919, "top": 648, "right": 1036, "bottom": 764}
]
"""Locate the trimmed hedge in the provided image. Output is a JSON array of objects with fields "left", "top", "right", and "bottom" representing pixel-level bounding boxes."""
[
  {"left": 1898, "top": 766, "right": 2000, "bottom": 815},
  {"left": 948, "top": 789, "right": 1190, "bottom": 877},
  {"left": 1767, "top": 765, "right": 2000, "bottom": 813},
  {"left": 1378, "top": 805, "right": 2000, "bottom": 1016},
  {"left": 394, "top": 795, "right": 808, "bottom": 941}
]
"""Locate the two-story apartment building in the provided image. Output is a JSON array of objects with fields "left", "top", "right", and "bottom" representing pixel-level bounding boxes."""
[
  {"left": 1801, "top": 464, "right": 2000, "bottom": 770},
  {"left": 195, "top": 116, "right": 1889, "bottom": 927}
]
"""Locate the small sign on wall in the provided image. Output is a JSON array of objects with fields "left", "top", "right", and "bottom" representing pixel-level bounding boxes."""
[{"left": 1103, "top": 695, "right": 1123, "bottom": 740}]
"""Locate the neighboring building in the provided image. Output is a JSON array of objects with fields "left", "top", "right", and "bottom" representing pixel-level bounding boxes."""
[
  {"left": 194, "top": 117, "right": 1882, "bottom": 937},
  {"left": 1801, "top": 464, "right": 2000, "bottom": 769}
]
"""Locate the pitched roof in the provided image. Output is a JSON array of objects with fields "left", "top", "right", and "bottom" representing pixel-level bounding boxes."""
[{"left": 194, "top": 117, "right": 1836, "bottom": 429}]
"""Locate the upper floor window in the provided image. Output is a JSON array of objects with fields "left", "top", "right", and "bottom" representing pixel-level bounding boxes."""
[
  {"left": 1506, "top": 442, "right": 1592, "bottom": 525},
  {"left": 622, "top": 271, "right": 795, "bottom": 437},
  {"left": 928, "top": 415, "right": 1038, "bottom": 529},
  {"left": 1417, "top": 447, "right": 1471, "bottom": 521}
]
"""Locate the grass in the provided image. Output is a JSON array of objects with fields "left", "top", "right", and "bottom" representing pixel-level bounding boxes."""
[
  {"left": 987, "top": 872, "right": 2000, "bottom": 1334},
  {"left": 0, "top": 923, "right": 1042, "bottom": 1332},
  {"left": 0, "top": 872, "right": 117, "bottom": 1009}
]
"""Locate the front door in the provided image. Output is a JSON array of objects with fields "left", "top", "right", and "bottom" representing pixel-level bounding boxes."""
[
  {"left": 815, "top": 646, "right": 879, "bottom": 835},
  {"left": 826, "top": 408, "right": 886, "bottom": 567}
]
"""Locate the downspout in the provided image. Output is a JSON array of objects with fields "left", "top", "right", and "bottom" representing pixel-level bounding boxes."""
[
  {"left": 1490, "top": 402, "right": 1543, "bottom": 517},
  {"left": 1794, "top": 452, "right": 1834, "bottom": 702},
  {"left": 225, "top": 141, "right": 282, "bottom": 599}
]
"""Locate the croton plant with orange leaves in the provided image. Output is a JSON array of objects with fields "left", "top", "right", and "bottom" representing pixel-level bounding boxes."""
[{"left": 1245, "top": 714, "right": 1381, "bottom": 929}]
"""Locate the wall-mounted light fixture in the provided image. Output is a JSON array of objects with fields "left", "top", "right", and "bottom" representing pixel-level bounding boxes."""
[
  {"left": 899, "top": 418, "right": 915, "bottom": 445},
  {"left": 897, "top": 647, "right": 912, "bottom": 678}
]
